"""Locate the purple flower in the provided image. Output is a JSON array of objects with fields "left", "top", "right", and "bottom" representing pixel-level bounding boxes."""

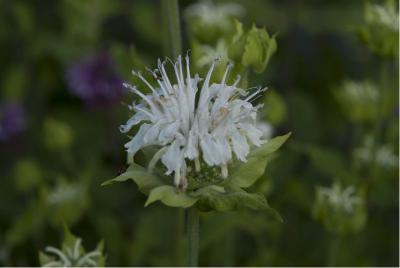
[
  {"left": 67, "top": 51, "right": 124, "bottom": 107},
  {"left": 0, "top": 103, "right": 26, "bottom": 141}
]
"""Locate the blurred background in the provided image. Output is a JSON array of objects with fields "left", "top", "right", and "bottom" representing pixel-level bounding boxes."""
[{"left": 0, "top": 0, "right": 398, "bottom": 266}]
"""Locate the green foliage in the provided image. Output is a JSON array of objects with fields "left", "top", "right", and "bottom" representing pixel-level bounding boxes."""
[
  {"left": 242, "top": 24, "right": 277, "bottom": 73},
  {"left": 44, "top": 118, "right": 74, "bottom": 151},
  {"left": 103, "top": 133, "right": 290, "bottom": 215},
  {"left": 357, "top": 0, "right": 399, "bottom": 58},
  {"left": 228, "top": 133, "right": 291, "bottom": 188},
  {"left": 0, "top": 0, "right": 398, "bottom": 266},
  {"left": 145, "top": 185, "right": 198, "bottom": 208},
  {"left": 229, "top": 20, "right": 277, "bottom": 74},
  {"left": 14, "top": 159, "right": 42, "bottom": 193},
  {"left": 190, "top": 19, "right": 276, "bottom": 85}
]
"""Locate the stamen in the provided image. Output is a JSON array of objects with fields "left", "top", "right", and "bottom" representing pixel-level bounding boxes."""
[
  {"left": 244, "top": 86, "right": 268, "bottom": 102},
  {"left": 194, "top": 157, "right": 201, "bottom": 172},
  {"left": 221, "top": 164, "right": 228, "bottom": 178},
  {"left": 233, "top": 74, "right": 241, "bottom": 87},
  {"left": 123, "top": 83, "right": 159, "bottom": 113},
  {"left": 132, "top": 70, "right": 158, "bottom": 96},
  {"left": 221, "top": 62, "right": 234, "bottom": 84},
  {"left": 148, "top": 147, "right": 168, "bottom": 172}
]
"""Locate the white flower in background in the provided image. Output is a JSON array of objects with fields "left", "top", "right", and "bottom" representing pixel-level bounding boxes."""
[
  {"left": 319, "top": 183, "right": 362, "bottom": 214},
  {"left": 184, "top": 0, "right": 245, "bottom": 28},
  {"left": 354, "top": 135, "right": 398, "bottom": 169},
  {"left": 121, "top": 55, "right": 267, "bottom": 189},
  {"left": 42, "top": 239, "right": 101, "bottom": 267},
  {"left": 341, "top": 81, "right": 379, "bottom": 103},
  {"left": 367, "top": 1, "right": 399, "bottom": 31}
]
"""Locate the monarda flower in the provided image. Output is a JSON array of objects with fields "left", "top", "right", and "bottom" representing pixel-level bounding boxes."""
[
  {"left": 104, "top": 54, "right": 289, "bottom": 212},
  {"left": 67, "top": 51, "right": 123, "bottom": 107},
  {"left": 0, "top": 102, "right": 25, "bottom": 142},
  {"left": 121, "top": 54, "right": 267, "bottom": 189}
]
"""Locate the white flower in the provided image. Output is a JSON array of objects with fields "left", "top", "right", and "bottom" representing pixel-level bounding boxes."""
[
  {"left": 121, "top": 54, "right": 267, "bottom": 189},
  {"left": 367, "top": 2, "right": 399, "bottom": 31},
  {"left": 319, "top": 183, "right": 362, "bottom": 214},
  {"left": 184, "top": 0, "right": 245, "bottom": 28},
  {"left": 354, "top": 136, "right": 398, "bottom": 169},
  {"left": 42, "top": 239, "right": 101, "bottom": 267}
]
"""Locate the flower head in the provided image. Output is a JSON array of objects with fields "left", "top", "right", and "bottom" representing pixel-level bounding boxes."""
[
  {"left": 39, "top": 228, "right": 105, "bottom": 267},
  {"left": 67, "top": 51, "right": 123, "bottom": 107},
  {"left": 185, "top": 0, "right": 245, "bottom": 28},
  {"left": 318, "top": 183, "right": 362, "bottom": 214},
  {"left": 313, "top": 182, "right": 366, "bottom": 234},
  {"left": 0, "top": 102, "right": 26, "bottom": 142},
  {"left": 184, "top": 0, "right": 245, "bottom": 43},
  {"left": 121, "top": 54, "right": 267, "bottom": 190}
]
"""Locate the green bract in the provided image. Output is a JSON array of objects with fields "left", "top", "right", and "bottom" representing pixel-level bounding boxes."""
[
  {"left": 102, "top": 133, "right": 290, "bottom": 218},
  {"left": 229, "top": 20, "right": 277, "bottom": 73}
]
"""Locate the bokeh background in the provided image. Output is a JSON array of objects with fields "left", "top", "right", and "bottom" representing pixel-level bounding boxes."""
[{"left": 0, "top": 0, "right": 398, "bottom": 266}]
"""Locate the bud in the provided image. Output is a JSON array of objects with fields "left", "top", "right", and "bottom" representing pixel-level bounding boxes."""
[
  {"left": 14, "top": 159, "right": 42, "bottom": 192},
  {"left": 229, "top": 21, "right": 277, "bottom": 73},
  {"left": 44, "top": 118, "right": 73, "bottom": 150}
]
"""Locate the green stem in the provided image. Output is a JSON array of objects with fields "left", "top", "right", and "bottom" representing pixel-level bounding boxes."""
[
  {"left": 161, "top": 1, "right": 185, "bottom": 265},
  {"left": 327, "top": 234, "right": 341, "bottom": 266},
  {"left": 223, "top": 232, "right": 235, "bottom": 266},
  {"left": 161, "top": 0, "right": 182, "bottom": 58},
  {"left": 187, "top": 207, "right": 200, "bottom": 267},
  {"left": 175, "top": 208, "right": 185, "bottom": 265}
]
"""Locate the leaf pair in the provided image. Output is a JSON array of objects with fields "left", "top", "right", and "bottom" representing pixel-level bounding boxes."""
[{"left": 102, "top": 133, "right": 291, "bottom": 217}]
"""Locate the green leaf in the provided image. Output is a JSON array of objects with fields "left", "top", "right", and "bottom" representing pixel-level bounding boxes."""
[
  {"left": 101, "top": 163, "right": 164, "bottom": 195},
  {"left": 62, "top": 224, "right": 79, "bottom": 251},
  {"left": 190, "top": 185, "right": 226, "bottom": 198},
  {"left": 94, "top": 240, "right": 106, "bottom": 267},
  {"left": 145, "top": 185, "right": 198, "bottom": 208},
  {"left": 229, "top": 133, "right": 291, "bottom": 188},
  {"left": 39, "top": 251, "right": 56, "bottom": 267},
  {"left": 242, "top": 24, "right": 277, "bottom": 73},
  {"left": 196, "top": 186, "right": 282, "bottom": 220}
]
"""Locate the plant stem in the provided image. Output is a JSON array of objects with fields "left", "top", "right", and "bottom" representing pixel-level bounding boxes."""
[
  {"left": 161, "top": 1, "right": 186, "bottom": 266},
  {"left": 327, "top": 234, "right": 341, "bottom": 266},
  {"left": 161, "top": 0, "right": 182, "bottom": 58},
  {"left": 187, "top": 207, "right": 200, "bottom": 267}
]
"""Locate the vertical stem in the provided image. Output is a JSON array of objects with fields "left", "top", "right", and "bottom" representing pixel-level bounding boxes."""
[
  {"left": 187, "top": 207, "right": 200, "bottom": 267},
  {"left": 161, "top": 0, "right": 185, "bottom": 265},
  {"left": 161, "top": 0, "right": 182, "bottom": 58},
  {"left": 327, "top": 234, "right": 340, "bottom": 267},
  {"left": 223, "top": 232, "right": 234, "bottom": 266},
  {"left": 175, "top": 209, "right": 185, "bottom": 265}
]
